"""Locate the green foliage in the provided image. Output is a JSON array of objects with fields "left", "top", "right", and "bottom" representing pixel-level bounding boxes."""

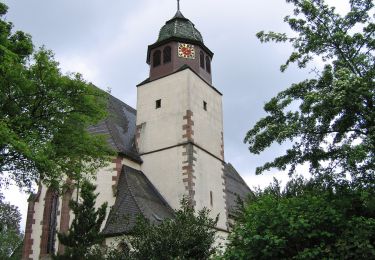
[
  {"left": 229, "top": 1, "right": 375, "bottom": 258},
  {"left": 0, "top": 2, "right": 114, "bottom": 190},
  {"left": 0, "top": 192, "right": 23, "bottom": 259},
  {"left": 245, "top": 0, "right": 374, "bottom": 182},
  {"left": 54, "top": 180, "right": 107, "bottom": 259},
  {"left": 86, "top": 242, "right": 132, "bottom": 260},
  {"left": 224, "top": 177, "right": 375, "bottom": 259},
  {"left": 127, "top": 197, "right": 219, "bottom": 260}
]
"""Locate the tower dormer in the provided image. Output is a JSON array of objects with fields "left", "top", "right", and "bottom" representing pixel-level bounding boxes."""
[{"left": 146, "top": 10, "right": 213, "bottom": 84}]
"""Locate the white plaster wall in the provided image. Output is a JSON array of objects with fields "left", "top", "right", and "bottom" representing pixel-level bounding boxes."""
[
  {"left": 194, "top": 149, "right": 227, "bottom": 229},
  {"left": 189, "top": 72, "right": 223, "bottom": 159},
  {"left": 215, "top": 230, "right": 229, "bottom": 252},
  {"left": 136, "top": 70, "right": 189, "bottom": 153},
  {"left": 140, "top": 146, "right": 186, "bottom": 210},
  {"left": 105, "top": 236, "right": 120, "bottom": 247},
  {"left": 30, "top": 186, "right": 47, "bottom": 259},
  {"left": 91, "top": 162, "right": 117, "bottom": 231},
  {"left": 137, "top": 68, "right": 226, "bottom": 230},
  {"left": 137, "top": 69, "right": 223, "bottom": 158}
]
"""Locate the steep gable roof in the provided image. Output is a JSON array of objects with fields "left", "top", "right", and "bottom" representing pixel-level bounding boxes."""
[
  {"left": 224, "top": 163, "right": 252, "bottom": 216},
  {"left": 102, "top": 165, "right": 175, "bottom": 237},
  {"left": 88, "top": 95, "right": 141, "bottom": 163}
]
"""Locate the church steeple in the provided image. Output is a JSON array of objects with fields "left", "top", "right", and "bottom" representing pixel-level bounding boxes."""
[
  {"left": 174, "top": 0, "right": 186, "bottom": 19},
  {"left": 137, "top": 0, "right": 227, "bottom": 233},
  {"left": 146, "top": 5, "right": 214, "bottom": 84}
]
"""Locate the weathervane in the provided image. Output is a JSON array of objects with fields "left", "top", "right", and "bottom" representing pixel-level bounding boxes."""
[{"left": 177, "top": 0, "right": 180, "bottom": 11}]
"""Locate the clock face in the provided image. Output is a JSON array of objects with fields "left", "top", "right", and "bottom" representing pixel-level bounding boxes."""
[{"left": 178, "top": 43, "right": 195, "bottom": 59}]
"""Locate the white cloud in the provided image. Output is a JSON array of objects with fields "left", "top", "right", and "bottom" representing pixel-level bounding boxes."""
[
  {"left": 326, "top": 0, "right": 350, "bottom": 14},
  {"left": 243, "top": 163, "right": 311, "bottom": 190},
  {"left": 2, "top": 185, "right": 29, "bottom": 231},
  {"left": 58, "top": 54, "right": 100, "bottom": 83}
]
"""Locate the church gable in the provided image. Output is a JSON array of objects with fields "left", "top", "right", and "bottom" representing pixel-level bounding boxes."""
[{"left": 102, "top": 165, "right": 175, "bottom": 237}]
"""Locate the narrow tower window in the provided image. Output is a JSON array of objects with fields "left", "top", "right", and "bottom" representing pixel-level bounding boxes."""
[
  {"left": 155, "top": 99, "right": 161, "bottom": 109},
  {"left": 200, "top": 51, "right": 205, "bottom": 68},
  {"left": 163, "top": 46, "right": 171, "bottom": 63},
  {"left": 203, "top": 101, "right": 207, "bottom": 111},
  {"left": 206, "top": 56, "right": 211, "bottom": 73},
  {"left": 210, "top": 191, "right": 213, "bottom": 206},
  {"left": 153, "top": 50, "right": 161, "bottom": 67}
]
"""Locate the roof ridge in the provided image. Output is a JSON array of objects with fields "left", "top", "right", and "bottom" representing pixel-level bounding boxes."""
[
  {"left": 104, "top": 119, "right": 123, "bottom": 152},
  {"left": 108, "top": 94, "right": 136, "bottom": 114},
  {"left": 225, "top": 163, "right": 252, "bottom": 192}
]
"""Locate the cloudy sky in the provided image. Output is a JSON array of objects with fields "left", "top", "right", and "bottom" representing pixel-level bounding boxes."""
[{"left": 2, "top": 0, "right": 349, "bottom": 228}]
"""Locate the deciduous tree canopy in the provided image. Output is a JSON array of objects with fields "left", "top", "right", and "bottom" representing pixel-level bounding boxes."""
[
  {"left": 245, "top": 0, "right": 374, "bottom": 183},
  {"left": 0, "top": 3, "right": 113, "bottom": 189},
  {"left": 0, "top": 192, "right": 23, "bottom": 259},
  {"left": 224, "top": 177, "right": 375, "bottom": 259},
  {"left": 226, "top": 0, "right": 375, "bottom": 258}
]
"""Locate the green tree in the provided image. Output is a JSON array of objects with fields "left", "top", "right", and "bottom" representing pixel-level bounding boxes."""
[
  {"left": 0, "top": 2, "right": 113, "bottom": 190},
  {"left": 0, "top": 192, "right": 23, "bottom": 259},
  {"left": 128, "top": 197, "right": 219, "bottom": 260},
  {"left": 54, "top": 180, "right": 107, "bottom": 259},
  {"left": 225, "top": 0, "right": 375, "bottom": 258},
  {"left": 244, "top": 0, "right": 374, "bottom": 184},
  {"left": 224, "top": 177, "right": 375, "bottom": 259}
]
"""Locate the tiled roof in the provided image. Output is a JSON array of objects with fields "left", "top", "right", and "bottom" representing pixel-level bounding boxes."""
[
  {"left": 88, "top": 95, "right": 141, "bottom": 163},
  {"left": 101, "top": 163, "right": 251, "bottom": 236},
  {"left": 224, "top": 163, "right": 252, "bottom": 216},
  {"left": 157, "top": 11, "right": 204, "bottom": 43},
  {"left": 102, "top": 165, "right": 175, "bottom": 236}
]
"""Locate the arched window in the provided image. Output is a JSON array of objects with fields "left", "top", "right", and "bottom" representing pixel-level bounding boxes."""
[
  {"left": 153, "top": 50, "right": 161, "bottom": 67},
  {"left": 40, "top": 188, "right": 59, "bottom": 256},
  {"left": 206, "top": 56, "right": 211, "bottom": 73},
  {"left": 200, "top": 51, "right": 205, "bottom": 68},
  {"left": 163, "top": 46, "right": 171, "bottom": 64}
]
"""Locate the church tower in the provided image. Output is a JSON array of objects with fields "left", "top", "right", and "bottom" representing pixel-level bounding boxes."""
[{"left": 136, "top": 5, "right": 227, "bottom": 230}]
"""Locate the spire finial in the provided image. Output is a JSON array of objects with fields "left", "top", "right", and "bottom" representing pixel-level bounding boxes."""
[{"left": 177, "top": 0, "right": 180, "bottom": 11}]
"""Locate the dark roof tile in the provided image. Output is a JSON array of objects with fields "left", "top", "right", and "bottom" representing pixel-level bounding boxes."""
[
  {"left": 224, "top": 163, "right": 252, "bottom": 216},
  {"left": 88, "top": 95, "right": 141, "bottom": 163},
  {"left": 157, "top": 11, "right": 203, "bottom": 43},
  {"left": 102, "top": 165, "right": 174, "bottom": 236}
]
